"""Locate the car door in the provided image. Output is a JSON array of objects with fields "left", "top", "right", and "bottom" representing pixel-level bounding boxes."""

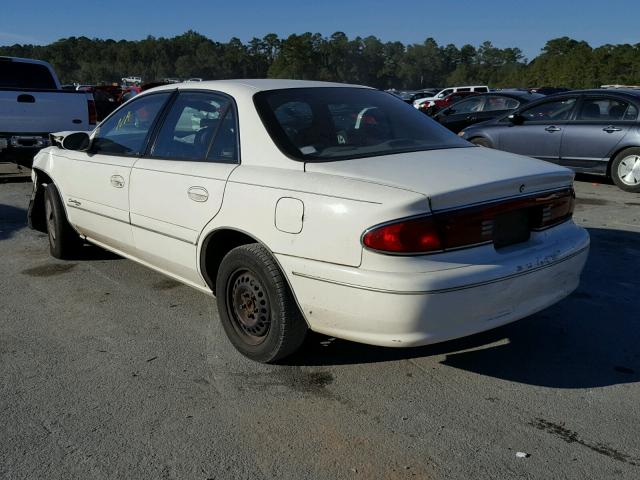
[
  {"left": 128, "top": 90, "right": 239, "bottom": 286},
  {"left": 497, "top": 96, "right": 578, "bottom": 163},
  {"left": 559, "top": 96, "right": 638, "bottom": 173},
  {"left": 436, "top": 96, "right": 486, "bottom": 133},
  {"left": 58, "top": 91, "right": 173, "bottom": 252}
]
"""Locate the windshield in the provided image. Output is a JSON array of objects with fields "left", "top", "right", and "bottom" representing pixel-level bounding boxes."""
[{"left": 254, "top": 87, "right": 470, "bottom": 162}]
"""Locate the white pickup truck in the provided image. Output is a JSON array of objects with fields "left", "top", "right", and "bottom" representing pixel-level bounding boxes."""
[{"left": 0, "top": 56, "right": 96, "bottom": 166}]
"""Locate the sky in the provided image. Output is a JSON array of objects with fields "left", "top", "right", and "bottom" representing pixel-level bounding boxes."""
[{"left": 1, "top": 0, "right": 639, "bottom": 60}]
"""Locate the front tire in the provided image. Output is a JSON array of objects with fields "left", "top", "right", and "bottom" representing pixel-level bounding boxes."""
[
  {"left": 611, "top": 148, "right": 640, "bottom": 193},
  {"left": 215, "top": 243, "right": 308, "bottom": 363},
  {"left": 44, "top": 184, "right": 82, "bottom": 259}
]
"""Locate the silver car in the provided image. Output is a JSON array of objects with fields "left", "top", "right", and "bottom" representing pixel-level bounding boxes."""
[{"left": 459, "top": 89, "right": 640, "bottom": 192}]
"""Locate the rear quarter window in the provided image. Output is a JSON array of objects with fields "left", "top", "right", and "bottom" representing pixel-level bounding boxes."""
[{"left": 0, "top": 61, "right": 57, "bottom": 89}]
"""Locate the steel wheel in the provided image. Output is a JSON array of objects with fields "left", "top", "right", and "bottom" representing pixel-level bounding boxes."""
[
  {"left": 227, "top": 269, "right": 271, "bottom": 345},
  {"left": 216, "top": 243, "right": 308, "bottom": 363},
  {"left": 618, "top": 155, "right": 640, "bottom": 186},
  {"left": 45, "top": 195, "right": 56, "bottom": 246}
]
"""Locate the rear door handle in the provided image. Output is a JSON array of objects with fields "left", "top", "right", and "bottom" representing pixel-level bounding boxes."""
[
  {"left": 603, "top": 125, "right": 622, "bottom": 133},
  {"left": 110, "top": 175, "right": 125, "bottom": 188},
  {"left": 545, "top": 126, "right": 562, "bottom": 132},
  {"left": 188, "top": 186, "right": 209, "bottom": 202}
]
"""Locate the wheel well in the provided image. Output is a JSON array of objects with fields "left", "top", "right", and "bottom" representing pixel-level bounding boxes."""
[
  {"left": 28, "top": 168, "right": 53, "bottom": 232},
  {"left": 200, "top": 229, "right": 260, "bottom": 294}
]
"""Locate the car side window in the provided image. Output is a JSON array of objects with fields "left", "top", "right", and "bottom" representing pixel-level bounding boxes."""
[
  {"left": 206, "top": 108, "right": 239, "bottom": 164},
  {"left": 577, "top": 98, "right": 637, "bottom": 122},
  {"left": 449, "top": 97, "right": 485, "bottom": 114},
  {"left": 92, "top": 92, "right": 171, "bottom": 156},
  {"left": 520, "top": 98, "right": 577, "bottom": 122},
  {"left": 151, "top": 91, "right": 234, "bottom": 162},
  {"left": 483, "top": 96, "right": 520, "bottom": 112}
]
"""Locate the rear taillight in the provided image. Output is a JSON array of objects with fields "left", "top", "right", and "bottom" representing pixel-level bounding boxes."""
[
  {"left": 362, "top": 188, "right": 575, "bottom": 255},
  {"left": 87, "top": 98, "right": 97, "bottom": 125},
  {"left": 362, "top": 216, "right": 443, "bottom": 254}
]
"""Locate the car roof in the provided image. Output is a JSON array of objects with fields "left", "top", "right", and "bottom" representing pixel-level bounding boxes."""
[
  {"left": 548, "top": 88, "right": 640, "bottom": 99},
  {"left": 149, "top": 79, "right": 370, "bottom": 94},
  {"left": 482, "top": 91, "right": 544, "bottom": 100}
]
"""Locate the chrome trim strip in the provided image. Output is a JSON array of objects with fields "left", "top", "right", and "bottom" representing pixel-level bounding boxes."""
[
  {"left": 291, "top": 245, "right": 589, "bottom": 295},
  {"left": 131, "top": 222, "right": 196, "bottom": 245},
  {"left": 68, "top": 204, "right": 195, "bottom": 245},
  {"left": 67, "top": 204, "right": 127, "bottom": 224}
]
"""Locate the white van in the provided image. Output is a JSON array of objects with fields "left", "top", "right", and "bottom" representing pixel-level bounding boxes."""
[{"left": 413, "top": 85, "right": 490, "bottom": 108}]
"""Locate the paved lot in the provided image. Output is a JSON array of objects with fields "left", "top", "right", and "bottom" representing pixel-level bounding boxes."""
[{"left": 1, "top": 174, "right": 639, "bottom": 479}]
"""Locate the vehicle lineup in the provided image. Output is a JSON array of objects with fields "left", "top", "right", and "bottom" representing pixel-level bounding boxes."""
[
  {"left": 459, "top": 89, "right": 640, "bottom": 192},
  {"left": 433, "top": 91, "right": 544, "bottom": 133},
  {"left": 28, "top": 79, "right": 589, "bottom": 362}
]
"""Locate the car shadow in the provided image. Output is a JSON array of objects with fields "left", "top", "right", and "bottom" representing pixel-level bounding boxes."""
[
  {"left": 71, "top": 243, "right": 122, "bottom": 261},
  {"left": 285, "top": 227, "right": 640, "bottom": 389},
  {"left": 0, "top": 204, "right": 27, "bottom": 240},
  {"left": 574, "top": 173, "right": 614, "bottom": 186},
  {"left": 0, "top": 202, "right": 120, "bottom": 261}
]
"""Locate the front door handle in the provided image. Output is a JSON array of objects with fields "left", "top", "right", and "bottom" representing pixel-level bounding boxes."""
[
  {"left": 110, "top": 175, "right": 125, "bottom": 188},
  {"left": 188, "top": 186, "right": 209, "bottom": 202},
  {"left": 603, "top": 125, "right": 622, "bottom": 133},
  {"left": 545, "top": 126, "right": 562, "bottom": 132}
]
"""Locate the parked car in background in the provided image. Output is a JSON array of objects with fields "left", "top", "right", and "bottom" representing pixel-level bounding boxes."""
[
  {"left": 418, "top": 91, "right": 479, "bottom": 116},
  {"left": 0, "top": 56, "right": 96, "bottom": 166},
  {"left": 29, "top": 80, "right": 588, "bottom": 362},
  {"left": 459, "top": 89, "right": 640, "bottom": 192},
  {"left": 413, "top": 85, "right": 489, "bottom": 108},
  {"left": 434, "top": 91, "right": 543, "bottom": 132},
  {"left": 398, "top": 89, "right": 439, "bottom": 104},
  {"left": 529, "top": 87, "right": 571, "bottom": 96}
]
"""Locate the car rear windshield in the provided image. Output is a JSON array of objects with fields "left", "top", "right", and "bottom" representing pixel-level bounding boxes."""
[
  {"left": 253, "top": 87, "right": 470, "bottom": 162},
  {"left": 0, "top": 61, "right": 57, "bottom": 89}
]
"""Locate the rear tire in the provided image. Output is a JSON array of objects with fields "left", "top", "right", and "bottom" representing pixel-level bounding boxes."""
[
  {"left": 610, "top": 148, "right": 640, "bottom": 193},
  {"left": 44, "top": 184, "right": 82, "bottom": 259},
  {"left": 215, "top": 243, "right": 308, "bottom": 363},
  {"left": 470, "top": 137, "right": 493, "bottom": 148}
]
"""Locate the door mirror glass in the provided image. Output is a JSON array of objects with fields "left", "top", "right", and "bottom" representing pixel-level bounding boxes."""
[{"left": 61, "top": 131, "right": 91, "bottom": 151}]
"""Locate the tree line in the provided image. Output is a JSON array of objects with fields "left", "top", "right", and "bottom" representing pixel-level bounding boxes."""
[{"left": 1, "top": 31, "right": 640, "bottom": 89}]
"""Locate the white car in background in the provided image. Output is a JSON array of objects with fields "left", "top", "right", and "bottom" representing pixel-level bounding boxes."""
[
  {"left": 29, "top": 80, "right": 589, "bottom": 363},
  {"left": 413, "top": 85, "right": 490, "bottom": 108}
]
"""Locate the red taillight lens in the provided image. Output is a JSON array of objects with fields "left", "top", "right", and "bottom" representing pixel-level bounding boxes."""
[
  {"left": 363, "top": 188, "right": 575, "bottom": 255},
  {"left": 88, "top": 99, "right": 97, "bottom": 125},
  {"left": 362, "top": 216, "right": 443, "bottom": 253}
]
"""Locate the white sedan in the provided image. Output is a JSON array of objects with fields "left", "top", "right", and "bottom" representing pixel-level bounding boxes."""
[{"left": 29, "top": 79, "right": 590, "bottom": 362}]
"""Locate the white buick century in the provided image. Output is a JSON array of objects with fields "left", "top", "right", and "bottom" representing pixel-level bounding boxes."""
[{"left": 28, "top": 80, "right": 590, "bottom": 362}]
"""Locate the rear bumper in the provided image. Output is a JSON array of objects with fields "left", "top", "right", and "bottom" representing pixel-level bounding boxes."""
[
  {"left": 0, "top": 134, "right": 49, "bottom": 166},
  {"left": 277, "top": 222, "right": 589, "bottom": 347}
]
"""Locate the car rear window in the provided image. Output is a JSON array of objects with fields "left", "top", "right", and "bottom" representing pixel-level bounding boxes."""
[
  {"left": 0, "top": 61, "right": 57, "bottom": 89},
  {"left": 254, "top": 87, "right": 470, "bottom": 162}
]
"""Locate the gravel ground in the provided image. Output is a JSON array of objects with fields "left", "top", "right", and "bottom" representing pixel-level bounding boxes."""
[{"left": 1, "top": 175, "right": 639, "bottom": 479}]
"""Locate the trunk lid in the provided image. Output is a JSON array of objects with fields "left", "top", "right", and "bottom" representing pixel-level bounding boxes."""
[{"left": 305, "top": 146, "right": 574, "bottom": 211}]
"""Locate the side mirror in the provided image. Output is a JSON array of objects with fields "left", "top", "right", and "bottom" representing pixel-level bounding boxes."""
[
  {"left": 61, "top": 131, "right": 91, "bottom": 151},
  {"left": 508, "top": 113, "right": 525, "bottom": 126},
  {"left": 443, "top": 108, "right": 454, "bottom": 115}
]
